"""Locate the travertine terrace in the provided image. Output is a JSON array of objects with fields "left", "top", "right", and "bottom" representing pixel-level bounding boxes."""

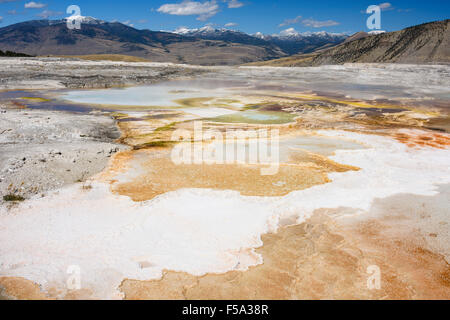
[{"left": 0, "top": 60, "right": 449, "bottom": 299}]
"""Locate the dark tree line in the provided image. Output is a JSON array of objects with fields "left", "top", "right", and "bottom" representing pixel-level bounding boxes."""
[{"left": 0, "top": 50, "right": 32, "bottom": 57}]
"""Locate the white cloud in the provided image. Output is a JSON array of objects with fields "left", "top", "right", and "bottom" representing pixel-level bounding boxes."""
[
  {"left": 224, "top": 22, "right": 237, "bottom": 27},
  {"left": 157, "top": 1, "right": 219, "bottom": 21},
  {"left": 301, "top": 18, "right": 339, "bottom": 28},
  {"left": 225, "top": 0, "right": 243, "bottom": 9},
  {"left": 0, "top": 16, "right": 3, "bottom": 23},
  {"left": 360, "top": 3, "right": 395, "bottom": 14},
  {"left": 279, "top": 16, "right": 339, "bottom": 28},
  {"left": 278, "top": 15, "right": 302, "bottom": 27},
  {"left": 36, "top": 10, "right": 62, "bottom": 19},
  {"left": 24, "top": 2, "right": 47, "bottom": 9},
  {"left": 379, "top": 2, "right": 394, "bottom": 11}
]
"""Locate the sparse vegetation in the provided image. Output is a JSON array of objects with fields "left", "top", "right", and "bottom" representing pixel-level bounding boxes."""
[
  {"left": 81, "top": 184, "right": 93, "bottom": 190},
  {"left": 3, "top": 194, "right": 25, "bottom": 202}
]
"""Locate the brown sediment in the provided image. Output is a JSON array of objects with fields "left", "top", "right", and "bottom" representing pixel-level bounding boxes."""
[
  {"left": 120, "top": 206, "right": 450, "bottom": 300},
  {"left": 0, "top": 277, "right": 96, "bottom": 300},
  {"left": 258, "top": 104, "right": 286, "bottom": 112},
  {"left": 394, "top": 131, "right": 450, "bottom": 149},
  {"left": 12, "top": 101, "right": 26, "bottom": 109},
  {"left": 288, "top": 150, "right": 360, "bottom": 173},
  {"left": 0, "top": 277, "right": 50, "bottom": 300},
  {"left": 110, "top": 148, "right": 335, "bottom": 201},
  {"left": 425, "top": 117, "right": 450, "bottom": 133},
  {"left": 96, "top": 150, "right": 135, "bottom": 183},
  {"left": 342, "top": 218, "right": 450, "bottom": 300},
  {"left": 4, "top": 203, "right": 448, "bottom": 300},
  {"left": 105, "top": 114, "right": 363, "bottom": 201},
  {"left": 119, "top": 213, "right": 374, "bottom": 300}
]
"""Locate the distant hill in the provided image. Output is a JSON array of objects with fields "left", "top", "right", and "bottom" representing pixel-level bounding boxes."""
[
  {"left": 0, "top": 18, "right": 285, "bottom": 65},
  {"left": 249, "top": 20, "right": 450, "bottom": 67}
]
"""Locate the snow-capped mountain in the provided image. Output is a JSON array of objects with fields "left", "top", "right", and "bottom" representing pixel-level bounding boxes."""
[
  {"left": 173, "top": 26, "right": 274, "bottom": 47},
  {"left": 174, "top": 25, "right": 223, "bottom": 36},
  {"left": 63, "top": 16, "right": 106, "bottom": 25},
  {"left": 254, "top": 29, "right": 348, "bottom": 54},
  {"left": 174, "top": 26, "right": 348, "bottom": 55}
]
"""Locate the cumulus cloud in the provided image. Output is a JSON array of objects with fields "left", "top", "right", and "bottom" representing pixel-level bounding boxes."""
[
  {"left": 157, "top": 1, "right": 219, "bottom": 21},
  {"left": 279, "top": 16, "right": 339, "bottom": 28},
  {"left": 24, "top": 1, "right": 47, "bottom": 9},
  {"left": 224, "top": 22, "right": 237, "bottom": 27},
  {"left": 301, "top": 18, "right": 339, "bottom": 28},
  {"left": 36, "top": 9, "right": 62, "bottom": 19},
  {"left": 278, "top": 15, "right": 302, "bottom": 27},
  {"left": 361, "top": 3, "right": 396, "bottom": 14},
  {"left": 224, "top": 0, "right": 243, "bottom": 9}
]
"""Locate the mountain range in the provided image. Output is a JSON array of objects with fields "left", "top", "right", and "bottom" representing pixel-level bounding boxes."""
[
  {"left": 0, "top": 17, "right": 448, "bottom": 66},
  {"left": 251, "top": 19, "right": 450, "bottom": 66},
  {"left": 0, "top": 17, "right": 347, "bottom": 65},
  {"left": 173, "top": 25, "right": 348, "bottom": 55}
]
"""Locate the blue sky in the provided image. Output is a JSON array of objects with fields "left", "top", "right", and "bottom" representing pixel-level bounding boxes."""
[{"left": 0, "top": 0, "right": 449, "bottom": 35}]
